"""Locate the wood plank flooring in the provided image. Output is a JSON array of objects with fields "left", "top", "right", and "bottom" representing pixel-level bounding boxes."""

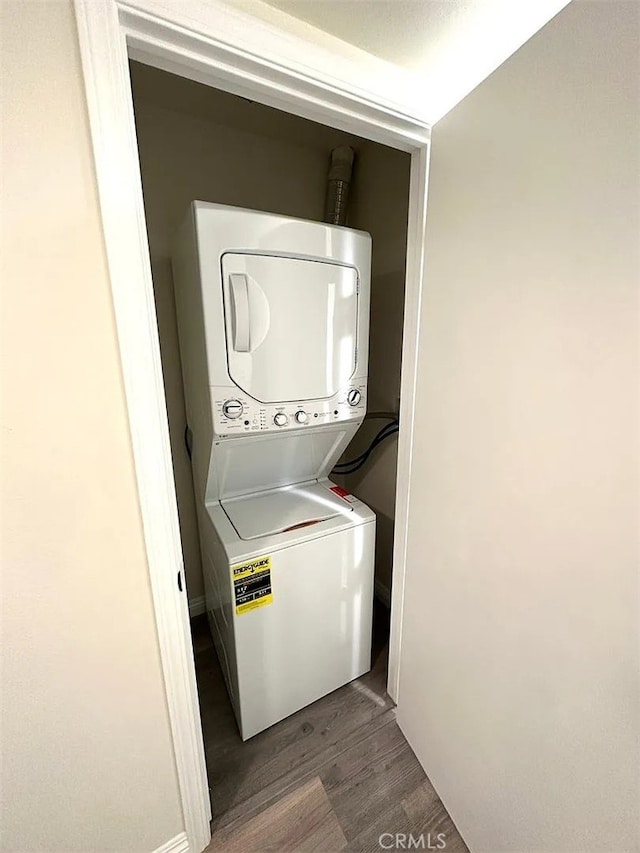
[
  {"left": 207, "top": 776, "right": 348, "bottom": 852},
  {"left": 192, "top": 606, "right": 469, "bottom": 853}
]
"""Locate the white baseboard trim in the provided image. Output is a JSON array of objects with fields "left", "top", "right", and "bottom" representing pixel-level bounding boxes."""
[
  {"left": 375, "top": 579, "right": 391, "bottom": 608},
  {"left": 189, "top": 595, "right": 206, "bottom": 618},
  {"left": 151, "top": 831, "right": 190, "bottom": 853}
]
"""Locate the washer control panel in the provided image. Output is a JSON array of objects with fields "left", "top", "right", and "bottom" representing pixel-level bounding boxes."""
[
  {"left": 222, "top": 399, "right": 243, "bottom": 419},
  {"left": 212, "top": 384, "right": 366, "bottom": 436}
]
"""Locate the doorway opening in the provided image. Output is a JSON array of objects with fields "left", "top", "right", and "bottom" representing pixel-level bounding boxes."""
[
  {"left": 76, "top": 3, "right": 434, "bottom": 842},
  {"left": 129, "top": 59, "right": 416, "bottom": 834}
]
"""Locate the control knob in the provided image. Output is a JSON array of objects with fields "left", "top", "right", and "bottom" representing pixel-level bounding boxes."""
[
  {"left": 274, "top": 413, "right": 288, "bottom": 427},
  {"left": 222, "top": 399, "right": 243, "bottom": 419},
  {"left": 347, "top": 389, "right": 361, "bottom": 406},
  {"left": 294, "top": 411, "right": 308, "bottom": 424}
]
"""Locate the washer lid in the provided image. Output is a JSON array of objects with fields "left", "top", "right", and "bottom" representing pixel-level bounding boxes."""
[
  {"left": 221, "top": 481, "right": 353, "bottom": 541},
  {"left": 221, "top": 253, "right": 358, "bottom": 403}
]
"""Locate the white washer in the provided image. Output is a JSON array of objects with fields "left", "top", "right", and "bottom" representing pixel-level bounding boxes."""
[
  {"left": 172, "top": 202, "right": 375, "bottom": 740},
  {"left": 201, "top": 480, "right": 374, "bottom": 740}
]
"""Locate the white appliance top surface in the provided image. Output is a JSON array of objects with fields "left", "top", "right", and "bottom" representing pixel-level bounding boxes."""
[{"left": 221, "top": 481, "right": 353, "bottom": 540}]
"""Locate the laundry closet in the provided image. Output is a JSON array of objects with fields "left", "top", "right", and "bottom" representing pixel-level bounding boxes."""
[{"left": 129, "top": 54, "right": 411, "bottom": 794}]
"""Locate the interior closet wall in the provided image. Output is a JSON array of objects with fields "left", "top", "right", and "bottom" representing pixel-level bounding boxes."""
[
  {"left": 130, "top": 62, "right": 410, "bottom": 607},
  {"left": 340, "top": 144, "right": 410, "bottom": 603}
]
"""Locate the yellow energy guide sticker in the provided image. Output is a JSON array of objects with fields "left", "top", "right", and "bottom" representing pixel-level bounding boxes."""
[{"left": 231, "top": 555, "right": 273, "bottom": 615}]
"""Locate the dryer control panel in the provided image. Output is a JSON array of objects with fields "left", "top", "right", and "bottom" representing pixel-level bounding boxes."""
[{"left": 212, "top": 384, "right": 366, "bottom": 437}]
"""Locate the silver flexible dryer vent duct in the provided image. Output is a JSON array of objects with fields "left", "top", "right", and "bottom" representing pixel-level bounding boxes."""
[{"left": 324, "top": 146, "right": 354, "bottom": 226}]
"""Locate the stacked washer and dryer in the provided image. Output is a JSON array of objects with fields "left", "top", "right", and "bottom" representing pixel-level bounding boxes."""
[{"left": 172, "top": 202, "right": 376, "bottom": 740}]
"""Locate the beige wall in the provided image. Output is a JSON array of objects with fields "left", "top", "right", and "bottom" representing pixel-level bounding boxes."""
[
  {"left": 397, "top": 2, "right": 640, "bottom": 851},
  {"left": 345, "top": 142, "right": 410, "bottom": 599},
  {"left": 130, "top": 63, "right": 409, "bottom": 604},
  {"left": 0, "top": 3, "right": 184, "bottom": 851}
]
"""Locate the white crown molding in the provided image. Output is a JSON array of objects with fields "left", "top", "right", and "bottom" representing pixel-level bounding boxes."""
[
  {"left": 118, "top": 0, "right": 430, "bottom": 149},
  {"left": 120, "top": 0, "right": 428, "bottom": 119}
]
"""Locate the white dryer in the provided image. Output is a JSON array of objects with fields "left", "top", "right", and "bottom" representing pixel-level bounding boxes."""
[{"left": 172, "top": 202, "right": 376, "bottom": 740}]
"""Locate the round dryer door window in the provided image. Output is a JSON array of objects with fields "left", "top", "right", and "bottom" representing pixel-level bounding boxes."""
[{"left": 221, "top": 253, "right": 358, "bottom": 403}]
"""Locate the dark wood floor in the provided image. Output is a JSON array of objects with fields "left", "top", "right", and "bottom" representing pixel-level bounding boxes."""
[{"left": 192, "top": 605, "right": 468, "bottom": 852}]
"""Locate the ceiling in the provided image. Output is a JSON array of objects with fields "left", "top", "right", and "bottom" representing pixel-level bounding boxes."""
[{"left": 226, "top": 0, "right": 572, "bottom": 123}]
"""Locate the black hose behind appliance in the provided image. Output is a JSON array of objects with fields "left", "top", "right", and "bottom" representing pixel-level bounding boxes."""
[{"left": 332, "top": 415, "right": 399, "bottom": 476}]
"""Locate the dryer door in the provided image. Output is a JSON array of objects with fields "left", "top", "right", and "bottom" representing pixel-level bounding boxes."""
[{"left": 221, "top": 253, "right": 358, "bottom": 403}]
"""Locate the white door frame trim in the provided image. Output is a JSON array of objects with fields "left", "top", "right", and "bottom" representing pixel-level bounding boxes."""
[{"left": 74, "top": 1, "right": 430, "bottom": 850}]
